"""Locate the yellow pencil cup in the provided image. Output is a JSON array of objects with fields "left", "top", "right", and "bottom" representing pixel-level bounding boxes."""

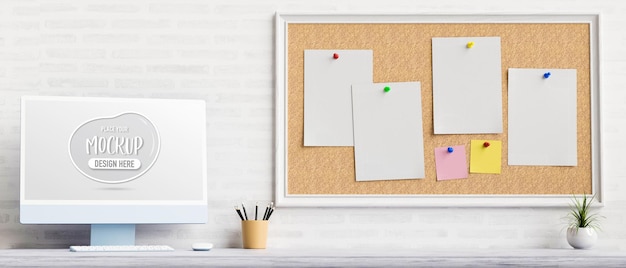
[{"left": 241, "top": 220, "right": 269, "bottom": 249}]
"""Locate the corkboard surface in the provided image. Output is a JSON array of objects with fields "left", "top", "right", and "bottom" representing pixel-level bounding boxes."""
[{"left": 286, "top": 23, "right": 591, "bottom": 195}]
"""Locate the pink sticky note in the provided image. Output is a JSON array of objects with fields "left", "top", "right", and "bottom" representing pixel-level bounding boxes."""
[{"left": 434, "top": 145, "right": 468, "bottom": 181}]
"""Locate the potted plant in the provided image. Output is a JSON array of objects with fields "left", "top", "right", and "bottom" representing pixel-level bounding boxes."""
[{"left": 565, "top": 194, "right": 602, "bottom": 249}]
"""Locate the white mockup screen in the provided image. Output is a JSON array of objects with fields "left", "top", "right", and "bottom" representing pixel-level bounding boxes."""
[{"left": 20, "top": 96, "right": 207, "bottom": 224}]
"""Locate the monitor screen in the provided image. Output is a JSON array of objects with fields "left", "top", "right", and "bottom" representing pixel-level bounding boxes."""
[{"left": 20, "top": 96, "right": 208, "bottom": 224}]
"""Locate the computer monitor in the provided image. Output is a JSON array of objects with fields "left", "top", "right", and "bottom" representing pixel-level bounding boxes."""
[{"left": 20, "top": 96, "right": 208, "bottom": 246}]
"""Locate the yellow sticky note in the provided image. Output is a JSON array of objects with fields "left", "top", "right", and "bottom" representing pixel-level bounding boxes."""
[{"left": 470, "top": 140, "right": 501, "bottom": 174}]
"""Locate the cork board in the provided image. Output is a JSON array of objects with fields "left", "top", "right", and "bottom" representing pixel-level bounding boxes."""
[{"left": 275, "top": 14, "right": 601, "bottom": 207}]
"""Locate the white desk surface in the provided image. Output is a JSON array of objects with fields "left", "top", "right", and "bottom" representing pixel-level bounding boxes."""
[{"left": 1, "top": 248, "right": 626, "bottom": 267}]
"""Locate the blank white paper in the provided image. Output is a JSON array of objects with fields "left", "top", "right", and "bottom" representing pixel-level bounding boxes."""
[
  {"left": 508, "top": 68, "right": 577, "bottom": 166},
  {"left": 304, "top": 50, "right": 373, "bottom": 146},
  {"left": 351, "top": 82, "right": 425, "bottom": 181},
  {"left": 432, "top": 37, "right": 503, "bottom": 134}
]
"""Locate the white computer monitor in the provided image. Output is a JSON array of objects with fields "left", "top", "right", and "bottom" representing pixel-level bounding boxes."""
[{"left": 20, "top": 96, "right": 208, "bottom": 245}]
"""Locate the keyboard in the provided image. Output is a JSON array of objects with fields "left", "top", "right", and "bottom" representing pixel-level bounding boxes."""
[{"left": 69, "top": 245, "right": 175, "bottom": 252}]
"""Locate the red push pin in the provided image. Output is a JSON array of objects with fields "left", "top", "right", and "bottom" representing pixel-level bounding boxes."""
[
  {"left": 333, "top": 53, "right": 339, "bottom": 59},
  {"left": 483, "top": 141, "right": 490, "bottom": 148}
]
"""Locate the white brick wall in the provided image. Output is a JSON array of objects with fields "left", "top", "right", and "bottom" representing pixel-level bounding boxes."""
[{"left": 0, "top": 0, "right": 625, "bottom": 250}]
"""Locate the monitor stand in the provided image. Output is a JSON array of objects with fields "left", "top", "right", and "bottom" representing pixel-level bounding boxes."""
[{"left": 90, "top": 224, "right": 136, "bottom": 246}]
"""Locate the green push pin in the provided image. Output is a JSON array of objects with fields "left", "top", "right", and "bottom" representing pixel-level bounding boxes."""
[{"left": 384, "top": 86, "right": 391, "bottom": 93}]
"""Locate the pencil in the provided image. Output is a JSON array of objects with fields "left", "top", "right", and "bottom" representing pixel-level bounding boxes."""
[
  {"left": 241, "top": 202, "right": 249, "bottom": 220},
  {"left": 235, "top": 206, "right": 244, "bottom": 221},
  {"left": 255, "top": 202, "right": 258, "bottom": 220},
  {"left": 265, "top": 202, "right": 274, "bottom": 220},
  {"left": 266, "top": 206, "right": 275, "bottom": 220},
  {"left": 262, "top": 203, "right": 270, "bottom": 220}
]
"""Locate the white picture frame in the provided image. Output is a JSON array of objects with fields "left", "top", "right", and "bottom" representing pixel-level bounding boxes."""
[{"left": 274, "top": 13, "right": 602, "bottom": 207}]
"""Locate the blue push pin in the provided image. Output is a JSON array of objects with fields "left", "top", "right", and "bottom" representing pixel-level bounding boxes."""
[
  {"left": 447, "top": 147, "right": 454, "bottom": 153},
  {"left": 543, "top": 72, "right": 551, "bottom": 79}
]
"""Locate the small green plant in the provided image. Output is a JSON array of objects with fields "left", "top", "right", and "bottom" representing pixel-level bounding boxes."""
[{"left": 567, "top": 194, "right": 602, "bottom": 231}]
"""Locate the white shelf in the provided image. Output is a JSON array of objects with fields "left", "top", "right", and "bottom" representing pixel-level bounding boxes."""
[{"left": 1, "top": 248, "right": 625, "bottom": 267}]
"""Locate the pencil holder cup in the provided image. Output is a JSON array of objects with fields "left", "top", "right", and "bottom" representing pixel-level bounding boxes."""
[{"left": 241, "top": 220, "right": 269, "bottom": 249}]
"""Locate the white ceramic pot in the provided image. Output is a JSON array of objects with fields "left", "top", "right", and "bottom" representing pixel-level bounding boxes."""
[{"left": 567, "top": 227, "right": 597, "bottom": 249}]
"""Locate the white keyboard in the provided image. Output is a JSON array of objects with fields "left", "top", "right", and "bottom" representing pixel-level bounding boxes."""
[{"left": 69, "top": 245, "right": 175, "bottom": 252}]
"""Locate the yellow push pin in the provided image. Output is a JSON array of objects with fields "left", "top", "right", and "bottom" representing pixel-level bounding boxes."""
[{"left": 466, "top": 41, "right": 475, "bottom": 48}]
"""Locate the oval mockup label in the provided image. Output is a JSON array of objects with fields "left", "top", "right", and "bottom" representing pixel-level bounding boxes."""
[{"left": 68, "top": 113, "right": 160, "bottom": 184}]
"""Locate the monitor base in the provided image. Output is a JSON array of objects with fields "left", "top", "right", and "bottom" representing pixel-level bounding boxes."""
[{"left": 91, "top": 224, "right": 136, "bottom": 246}]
